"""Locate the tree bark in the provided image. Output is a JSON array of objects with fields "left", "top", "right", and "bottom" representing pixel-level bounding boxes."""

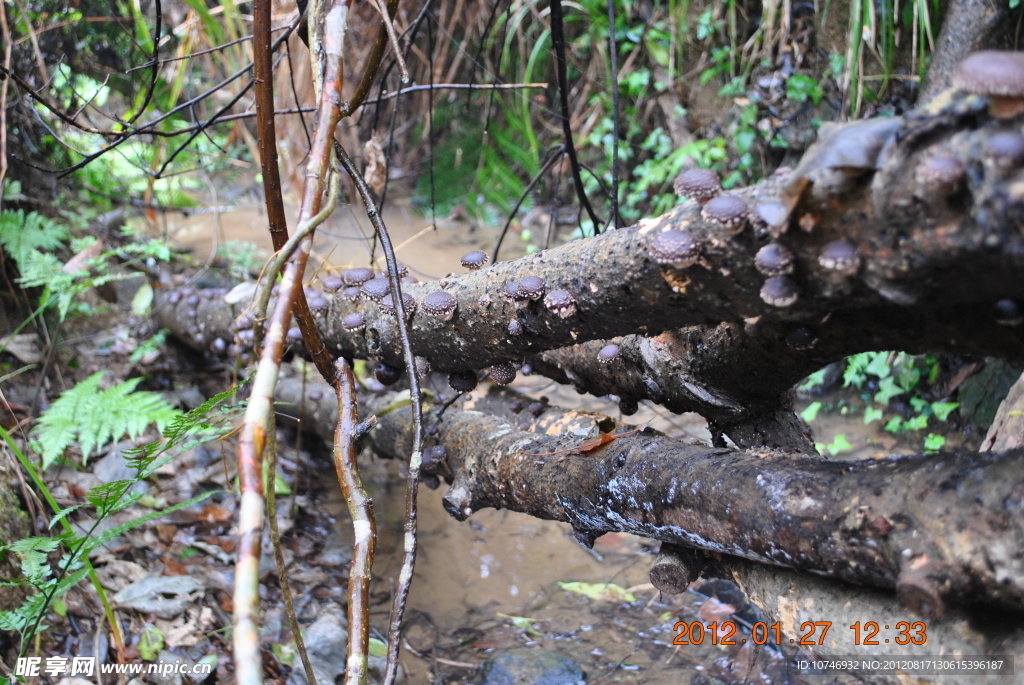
[
  {"left": 918, "top": 0, "right": 1010, "bottom": 105},
  {"left": 527, "top": 300, "right": 1022, "bottom": 451},
  {"left": 269, "top": 370, "right": 1024, "bottom": 616},
  {"left": 982, "top": 371, "right": 1024, "bottom": 452}
]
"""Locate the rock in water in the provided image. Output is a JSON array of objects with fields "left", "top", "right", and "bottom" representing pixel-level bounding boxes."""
[{"left": 480, "top": 648, "right": 585, "bottom": 685}]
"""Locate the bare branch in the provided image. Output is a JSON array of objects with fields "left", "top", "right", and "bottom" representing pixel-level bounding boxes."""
[{"left": 331, "top": 358, "right": 376, "bottom": 685}]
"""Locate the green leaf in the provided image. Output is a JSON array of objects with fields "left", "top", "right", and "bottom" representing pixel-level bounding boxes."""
[
  {"left": 0, "top": 209, "right": 68, "bottom": 268},
  {"left": 924, "top": 434, "right": 946, "bottom": 452},
  {"left": 865, "top": 353, "right": 892, "bottom": 379},
  {"left": 271, "top": 642, "right": 296, "bottom": 665},
  {"left": 138, "top": 625, "right": 165, "bottom": 661},
  {"left": 906, "top": 414, "right": 930, "bottom": 431},
  {"left": 884, "top": 417, "right": 904, "bottom": 433},
  {"left": 799, "top": 401, "right": 822, "bottom": 423},
  {"left": 798, "top": 368, "right": 828, "bottom": 391},
  {"left": 825, "top": 434, "right": 853, "bottom": 456},
  {"left": 909, "top": 397, "right": 930, "bottom": 414},
  {"left": 863, "top": 406, "right": 884, "bottom": 424},
  {"left": 558, "top": 581, "right": 636, "bottom": 603},
  {"left": 87, "top": 491, "right": 217, "bottom": 552},
  {"left": 497, "top": 612, "right": 539, "bottom": 629},
  {"left": 873, "top": 377, "right": 904, "bottom": 406},
  {"left": 843, "top": 353, "right": 871, "bottom": 388},
  {"left": 52, "top": 597, "right": 67, "bottom": 617},
  {"left": 31, "top": 371, "right": 181, "bottom": 467},
  {"left": 368, "top": 637, "right": 388, "bottom": 658},
  {"left": 131, "top": 282, "right": 154, "bottom": 317},
  {"left": 931, "top": 401, "right": 959, "bottom": 421}
]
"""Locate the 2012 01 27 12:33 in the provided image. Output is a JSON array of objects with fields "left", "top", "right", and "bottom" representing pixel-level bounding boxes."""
[{"left": 672, "top": 621, "right": 927, "bottom": 646}]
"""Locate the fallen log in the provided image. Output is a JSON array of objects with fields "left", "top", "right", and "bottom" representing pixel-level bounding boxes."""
[
  {"left": 154, "top": 92, "right": 1024, "bottom": 387},
  {"left": 527, "top": 301, "right": 1021, "bottom": 451},
  {"left": 982, "top": 371, "right": 1024, "bottom": 452},
  {"left": 270, "top": 369, "right": 1024, "bottom": 616},
  {"left": 269, "top": 371, "right": 1024, "bottom": 682}
]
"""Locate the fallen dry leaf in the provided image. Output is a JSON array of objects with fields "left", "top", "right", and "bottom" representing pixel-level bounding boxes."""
[
  {"left": 199, "top": 505, "right": 233, "bottom": 523},
  {"left": 363, "top": 134, "right": 387, "bottom": 197},
  {"left": 698, "top": 596, "right": 737, "bottom": 623},
  {"left": 61, "top": 238, "right": 103, "bottom": 274}
]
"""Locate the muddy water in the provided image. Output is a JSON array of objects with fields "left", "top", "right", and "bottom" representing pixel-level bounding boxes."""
[
  {"left": 164, "top": 196, "right": 494, "bottom": 281},
  {"left": 159, "top": 198, "right": 890, "bottom": 683}
]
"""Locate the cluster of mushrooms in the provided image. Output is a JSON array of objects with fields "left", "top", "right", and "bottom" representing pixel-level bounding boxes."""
[{"left": 162, "top": 51, "right": 1024, "bottom": 408}]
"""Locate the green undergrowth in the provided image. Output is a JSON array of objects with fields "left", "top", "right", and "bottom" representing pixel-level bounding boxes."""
[{"left": 799, "top": 352, "right": 958, "bottom": 456}]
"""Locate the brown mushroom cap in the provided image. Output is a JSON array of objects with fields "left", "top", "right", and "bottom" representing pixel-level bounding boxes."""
[
  {"left": 422, "top": 290, "right": 458, "bottom": 320},
  {"left": 598, "top": 343, "right": 621, "bottom": 363},
  {"left": 915, "top": 155, "right": 965, "bottom": 189},
  {"left": 995, "top": 299, "right": 1022, "bottom": 326},
  {"left": 953, "top": 51, "right": 1024, "bottom": 98},
  {"left": 378, "top": 292, "right": 416, "bottom": 317},
  {"left": 461, "top": 250, "right": 489, "bottom": 270},
  {"left": 501, "top": 282, "right": 528, "bottom": 310},
  {"left": 985, "top": 132, "right": 1024, "bottom": 170},
  {"left": 308, "top": 295, "right": 329, "bottom": 313},
  {"left": 544, "top": 289, "right": 577, "bottom": 318},
  {"left": 650, "top": 229, "right": 701, "bottom": 268},
  {"left": 361, "top": 277, "right": 391, "bottom": 301},
  {"left": 818, "top": 240, "right": 861, "bottom": 272},
  {"left": 760, "top": 276, "right": 800, "bottom": 307},
  {"left": 752, "top": 200, "right": 791, "bottom": 235},
  {"left": 673, "top": 168, "right": 721, "bottom": 202},
  {"left": 342, "top": 267, "right": 376, "bottom": 285},
  {"left": 517, "top": 275, "right": 547, "bottom": 300},
  {"left": 619, "top": 398, "right": 639, "bottom": 415},
  {"left": 342, "top": 312, "right": 366, "bottom": 330},
  {"left": 702, "top": 195, "right": 750, "bottom": 233},
  {"left": 489, "top": 362, "right": 517, "bottom": 386},
  {"left": 754, "top": 243, "right": 795, "bottom": 276},
  {"left": 448, "top": 370, "right": 479, "bottom": 393},
  {"left": 322, "top": 275, "right": 344, "bottom": 292},
  {"left": 785, "top": 326, "right": 817, "bottom": 350},
  {"left": 374, "top": 362, "right": 403, "bottom": 386}
]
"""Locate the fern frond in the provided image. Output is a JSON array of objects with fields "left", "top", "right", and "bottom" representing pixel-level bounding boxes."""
[
  {"left": 31, "top": 372, "right": 181, "bottom": 468},
  {"left": 0, "top": 209, "right": 68, "bottom": 267}
]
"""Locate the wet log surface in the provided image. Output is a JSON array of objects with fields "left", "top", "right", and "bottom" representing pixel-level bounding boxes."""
[
  {"left": 272, "top": 371, "right": 1024, "bottom": 615},
  {"left": 271, "top": 372, "right": 1024, "bottom": 682},
  {"left": 379, "top": 405, "right": 1024, "bottom": 615}
]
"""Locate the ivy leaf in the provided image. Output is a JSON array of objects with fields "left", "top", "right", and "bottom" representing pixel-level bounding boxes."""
[
  {"left": 906, "top": 414, "right": 930, "bottom": 431},
  {"left": 863, "top": 406, "right": 884, "bottom": 424},
  {"left": 825, "top": 434, "right": 853, "bottom": 456},
  {"left": 873, "top": 377, "right": 904, "bottom": 406},
  {"left": 931, "top": 401, "right": 959, "bottom": 421},
  {"left": 799, "top": 401, "right": 822, "bottom": 423}
]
